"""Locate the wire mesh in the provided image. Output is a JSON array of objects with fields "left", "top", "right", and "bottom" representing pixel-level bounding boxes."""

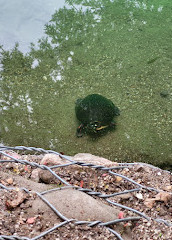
[{"left": 0, "top": 145, "right": 172, "bottom": 240}]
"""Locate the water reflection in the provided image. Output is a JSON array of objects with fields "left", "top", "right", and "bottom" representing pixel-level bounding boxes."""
[
  {"left": 0, "top": 0, "right": 66, "bottom": 52},
  {"left": 0, "top": 0, "right": 172, "bottom": 169}
]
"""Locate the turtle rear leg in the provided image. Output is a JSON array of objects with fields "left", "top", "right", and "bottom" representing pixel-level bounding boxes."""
[
  {"left": 109, "top": 121, "right": 116, "bottom": 129},
  {"left": 76, "top": 123, "right": 86, "bottom": 137}
]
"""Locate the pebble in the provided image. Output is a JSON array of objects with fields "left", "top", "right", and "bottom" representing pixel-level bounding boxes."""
[
  {"left": 135, "top": 193, "right": 143, "bottom": 200},
  {"left": 6, "top": 178, "right": 13, "bottom": 184},
  {"left": 160, "top": 90, "right": 169, "bottom": 98},
  {"left": 146, "top": 222, "right": 151, "bottom": 226}
]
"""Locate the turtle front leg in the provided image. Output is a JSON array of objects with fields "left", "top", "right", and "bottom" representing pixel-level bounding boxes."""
[
  {"left": 109, "top": 121, "right": 116, "bottom": 129},
  {"left": 76, "top": 123, "right": 85, "bottom": 137}
]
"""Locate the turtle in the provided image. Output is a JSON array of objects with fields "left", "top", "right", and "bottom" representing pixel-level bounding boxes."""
[{"left": 75, "top": 94, "right": 120, "bottom": 137}]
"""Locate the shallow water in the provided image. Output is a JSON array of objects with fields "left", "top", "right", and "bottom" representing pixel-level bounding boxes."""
[{"left": 0, "top": 0, "right": 172, "bottom": 168}]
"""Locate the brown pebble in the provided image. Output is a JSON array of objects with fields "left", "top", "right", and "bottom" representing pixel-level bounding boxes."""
[{"left": 6, "top": 178, "right": 13, "bottom": 185}]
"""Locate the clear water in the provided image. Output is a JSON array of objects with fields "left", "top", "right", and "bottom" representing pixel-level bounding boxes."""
[{"left": 0, "top": 0, "right": 172, "bottom": 168}]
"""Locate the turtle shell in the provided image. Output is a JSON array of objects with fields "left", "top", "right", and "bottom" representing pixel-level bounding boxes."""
[{"left": 75, "top": 94, "right": 120, "bottom": 126}]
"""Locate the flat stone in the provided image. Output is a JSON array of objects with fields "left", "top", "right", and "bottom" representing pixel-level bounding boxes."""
[{"left": 31, "top": 188, "right": 120, "bottom": 222}]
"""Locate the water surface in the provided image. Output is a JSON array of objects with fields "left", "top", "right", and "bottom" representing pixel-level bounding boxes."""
[{"left": 0, "top": 0, "right": 172, "bottom": 168}]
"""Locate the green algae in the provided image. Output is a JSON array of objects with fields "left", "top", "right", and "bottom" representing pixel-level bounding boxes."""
[{"left": 0, "top": 0, "right": 172, "bottom": 169}]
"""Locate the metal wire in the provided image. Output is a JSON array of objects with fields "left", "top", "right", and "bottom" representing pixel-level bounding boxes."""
[{"left": 0, "top": 145, "right": 172, "bottom": 240}]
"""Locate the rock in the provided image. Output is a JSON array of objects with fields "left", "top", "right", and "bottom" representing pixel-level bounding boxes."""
[
  {"left": 31, "top": 188, "right": 120, "bottom": 222},
  {"left": 38, "top": 153, "right": 118, "bottom": 183},
  {"left": 39, "top": 154, "right": 69, "bottom": 183},
  {"left": 160, "top": 90, "right": 169, "bottom": 98},
  {"left": 39, "top": 169, "right": 57, "bottom": 184},
  {"left": 73, "top": 153, "right": 117, "bottom": 167},
  {"left": 40, "top": 154, "right": 67, "bottom": 165},
  {"left": 0, "top": 171, "right": 48, "bottom": 193},
  {"left": 30, "top": 169, "right": 40, "bottom": 182}
]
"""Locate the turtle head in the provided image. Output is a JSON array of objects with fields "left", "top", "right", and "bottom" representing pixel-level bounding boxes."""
[
  {"left": 87, "top": 121, "right": 108, "bottom": 134},
  {"left": 87, "top": 121, "right": 99, "bottom": 133}
]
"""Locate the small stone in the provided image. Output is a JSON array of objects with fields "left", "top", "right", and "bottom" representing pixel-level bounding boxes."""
[
  {"left": 120, "top": 193, "right": 132, "bottom": 200},
  {"left": 135, "top": 193, "right": 143, "bottom": 200},
  {"left": 160, "top": 90, "right": 169, "bottom": 98},
  {"left": 163, "top": 185, "right": 172, "bottom": 191},
  {"left": 135, "top": 166, "right": 144, "bottom": 172},
  {"left": 42, "top": 76, "right": 47, "bottom": 81},
  {"left": 146, "top": 221, "right": 151, "bottom": 226},
  {"left": 115, "top": 176, "right": 122, "bottom": 182},
  {"left": 6, "top": 178, "right": 13, "bottom": 184},
  {"left": 30, "top": 169, "right": 39, "bottom": 182}
]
